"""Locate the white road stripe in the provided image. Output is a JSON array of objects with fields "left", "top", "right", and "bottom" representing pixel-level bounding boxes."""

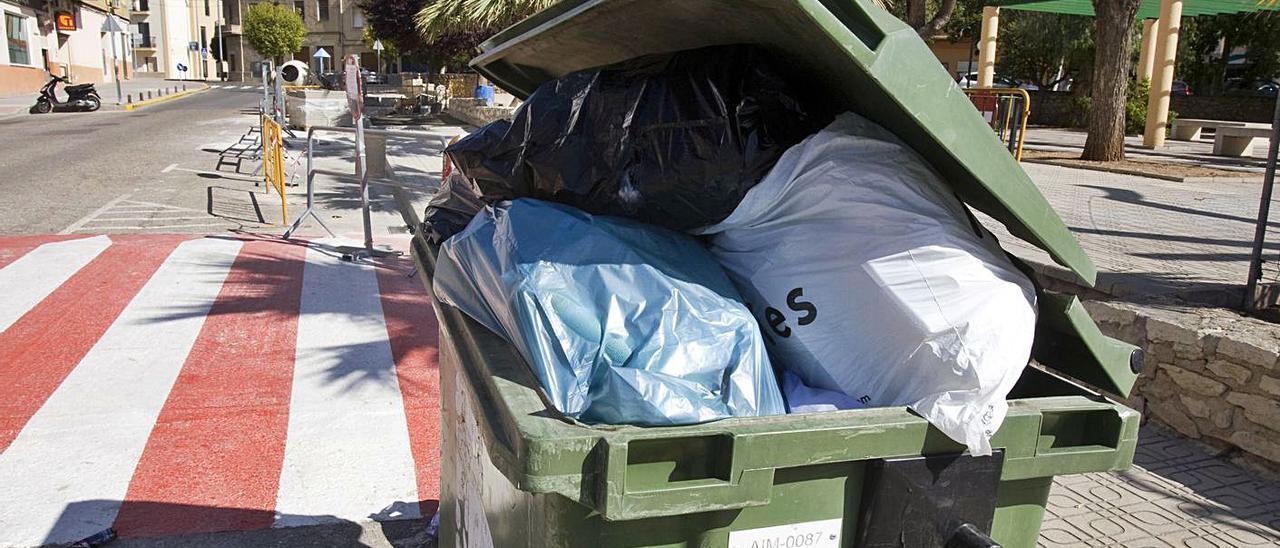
[
  {"left": 0, "top": 235, "right": 111, "bottom": 333},
  {"left": 273, "top": 245, "right": 420, "bottom": 527},
  {"left": 0, "top": 238, "right": 242, "bottom": 547},
  {"left": 59, "top": 196, "right": 131, "bottom": 235},
  {"left": 75, "top": 223, "right": 231, "bottom": 231}
]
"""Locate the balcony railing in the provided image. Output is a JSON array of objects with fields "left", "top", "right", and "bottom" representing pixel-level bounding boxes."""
[{"left": 132, "top": 34, "right": 157, "bottom": 48}]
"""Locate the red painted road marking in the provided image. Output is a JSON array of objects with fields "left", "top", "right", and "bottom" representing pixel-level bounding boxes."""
[
  {"left": 0, "top": 235, "right": 188, "bottom": 453},
  {"left": 0, "top": 235, "right": 87, "bottom": 269},
  {"left": 376, "top": 258, "right": 443, "bottom": 517},
  {"left": 115, "top": 240, "right": 308, "bottom": 538}
]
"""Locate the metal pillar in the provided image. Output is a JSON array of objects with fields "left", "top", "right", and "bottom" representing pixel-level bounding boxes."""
[
  {"left": 1244, "top": 91, "right": 1280, "bottom": 310},
  {"left": 1143, "top": 0, "right": 1183, "bottom": 148},
  {"left": 977, "top": 6, "right": 999, "bottom": 88}
]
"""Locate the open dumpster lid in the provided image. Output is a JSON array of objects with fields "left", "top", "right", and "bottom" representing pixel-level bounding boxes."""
[{"left": 469, "top": 0, "right": 1098, "bottom": 287}]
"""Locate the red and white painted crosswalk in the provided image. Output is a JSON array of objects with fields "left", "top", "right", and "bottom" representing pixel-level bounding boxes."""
[{"left": 0, "top": 235, "right": 440, "bottom": 547}]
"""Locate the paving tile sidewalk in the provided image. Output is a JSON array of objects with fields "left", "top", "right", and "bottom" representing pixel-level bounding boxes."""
[
  {"left": 976, "top": 160, "right": 1271, "bottom": 306},
  {"left": 1041, "top": 424, "right": 1280, "bottom": 547}
]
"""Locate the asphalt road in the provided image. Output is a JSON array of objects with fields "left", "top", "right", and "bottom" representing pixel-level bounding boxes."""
[{"left": 0, "top": 87, "right": 273, "bottom": 235}]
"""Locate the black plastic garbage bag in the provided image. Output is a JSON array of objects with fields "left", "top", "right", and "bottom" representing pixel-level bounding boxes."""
[
  {"left": 420, "top": 171, "right": 486, "bottom": 244},
  {"left": 421, "top": 120, "right": 511, "bottom": 244},
  {"left": 444, "top": 45, "right": 826, "bottom": 230}
]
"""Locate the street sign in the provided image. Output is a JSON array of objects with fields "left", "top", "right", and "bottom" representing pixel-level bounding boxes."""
[
  {"left": 344, "top": 54, "right": 361, "bottom": 115},
  {"left": 55, "top": 11, "right": 76, "bottom": 31},
  {"left": 101, "top": 16, "right": 124, "bottom": 33},
  {"left": 200, "top": 47, "right": 208, "bottom": 59},
  {"left": 313, "top": 48, "right": 330, "bottom": 59},
  {"left": 371, "top": 40, "right": 383, "bottom": 51},
  {"left": 188, "top": 41, "right": 199, "bottom": 51}
]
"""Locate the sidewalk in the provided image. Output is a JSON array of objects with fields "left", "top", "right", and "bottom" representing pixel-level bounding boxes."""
[
  {"left": 0, "top": 77, "right": 203, "bottom": 116},
  {"left": 978, "top": 160, "right": 1269, "bottom": 306}
]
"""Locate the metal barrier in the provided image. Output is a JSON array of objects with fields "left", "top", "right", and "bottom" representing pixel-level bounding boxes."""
[
  {"left": 261, "top": 115, "right": 288, "bottom": 224},
  {"left": 283, "top": 125, "right": 449, "bottom": 258},
  {"left": 963, "top": 87, "right": 1030, "bottom": 161}
]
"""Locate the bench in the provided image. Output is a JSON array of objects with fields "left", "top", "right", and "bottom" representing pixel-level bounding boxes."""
[
  {"left": 1214, "top": 126, "right": 1275, "bottom": 157},
  {"left": 1170, "top": 118, "right": 1250, "bottom": 141}
]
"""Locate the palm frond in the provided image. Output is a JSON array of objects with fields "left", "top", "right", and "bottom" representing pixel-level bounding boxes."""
[{"left": 417, "top": 0, "right": 558, "bottom": 40}]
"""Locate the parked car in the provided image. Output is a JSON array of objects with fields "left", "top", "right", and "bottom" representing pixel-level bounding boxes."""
[
  {"left": 1171, "top": 80, "right": 1192, "bottom": 96},
  {"left": 957, "top": 72, "right": 1039, "bottom": 91},
  {"left": 362, "top": 68, "right": 387, "bottom": 85},
  {"left": 1224, "top": 78, "right": 1278, "bottom": 98}
]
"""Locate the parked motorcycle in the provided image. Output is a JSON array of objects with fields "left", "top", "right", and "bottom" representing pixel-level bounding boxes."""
[{"left": 29, "top": 75, "right": 101, "bottom": 114}]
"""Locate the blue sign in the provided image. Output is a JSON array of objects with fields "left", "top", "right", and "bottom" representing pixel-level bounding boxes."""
[{"left": 176, "top": 62, "right": 188, "bottom": 71}]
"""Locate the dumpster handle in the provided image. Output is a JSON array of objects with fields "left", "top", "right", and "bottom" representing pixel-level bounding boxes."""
[{"left": 596, "top": 437, "right": 774, "bottom": 521}]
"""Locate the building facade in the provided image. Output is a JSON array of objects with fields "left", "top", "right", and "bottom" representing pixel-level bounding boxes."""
[
  {"left": 129, "top": 0, "right": 218, "bottom": 80},
  {"left": 220, "top": 0, "right": 373, "bottom": 82},
  {"left": 1, "top": 0, "right": 134, "bottom": 97}
]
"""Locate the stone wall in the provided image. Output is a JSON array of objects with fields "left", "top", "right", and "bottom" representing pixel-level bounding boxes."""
[
  {"left": 445, "top": 98, "right": 515, "bottom": 128},
  {"left": 1025, "top": 91, "right": 1277, "bottom": 127},
  {"left": 1083, "top": 300, "right": 1280, "bottom": 467}
]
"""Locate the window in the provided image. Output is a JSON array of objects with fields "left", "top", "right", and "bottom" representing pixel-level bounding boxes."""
[
  {"left": 136, "top": 21, "right": 151, "bottom": 47},
  {"left": 134, "top": 0, "right": 149, "bottom": 12},
  {"left": 204, "top": 0, "right": 209, "bottom": 16},
  {"left": 352, "top": 9, "right": 363, "bottom": 28},
  {"left": 316, "top": 0, "right": 328, "bottom": 21},
  {"left": 6, "top": 13, "right": 30, "bottom": 65},
  {"left": 294, "top": 0, "right": 304, "bottom": 19}
]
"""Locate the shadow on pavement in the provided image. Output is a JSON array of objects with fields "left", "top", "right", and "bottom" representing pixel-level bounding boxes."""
[{"left": 45, "top": 499, "right": 437, "bottom": 548}]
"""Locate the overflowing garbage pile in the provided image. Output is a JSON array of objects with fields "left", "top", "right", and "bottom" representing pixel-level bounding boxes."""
[{"left": 425, "top": 45, "right": 1037, "bottom": 456}]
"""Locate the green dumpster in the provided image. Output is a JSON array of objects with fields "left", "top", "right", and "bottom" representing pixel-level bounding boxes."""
[{"left": 413, "top": 0, "right": 1145, "bottom": 546}]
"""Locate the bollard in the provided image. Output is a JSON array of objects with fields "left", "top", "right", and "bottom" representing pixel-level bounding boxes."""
[
  {"left": 126, "top": 94, "right": 131, "bottom": 103},
  {"left": 182, "top": 84, "right": 187, "bottom": 91},
  {"left": 146, "top": 91, "right": 152, "bottom": 99}
]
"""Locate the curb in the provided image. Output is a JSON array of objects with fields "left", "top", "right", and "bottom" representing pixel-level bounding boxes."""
[
  {"left": 1022, "top": 157, "right": 1264, "bottom": 184},
  {"left": 123, "top": 84, "right": 210, "bottom": 111}
]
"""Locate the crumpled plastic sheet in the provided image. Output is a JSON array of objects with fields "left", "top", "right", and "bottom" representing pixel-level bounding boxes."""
[
  {"left": 443, "top": 45, "right": 827, "bottom": 231},
  {"left": 433, "top": 198, "right": 786, "bottom": 426}
]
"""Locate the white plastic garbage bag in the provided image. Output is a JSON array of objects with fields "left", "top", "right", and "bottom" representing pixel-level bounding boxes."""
[{"left": 697, "top": 113, "right": 1037, "bottom": 455}]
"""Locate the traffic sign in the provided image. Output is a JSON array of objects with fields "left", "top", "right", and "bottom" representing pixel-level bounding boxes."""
[
  {"left": 176, "top": 63, "right": 188, "bottom": 72},
  {"left": 313, "top": 48, "right": 330, "bottom": 59},
  {"left": 371, "top": 40, "right": 383, "bottom": 51},
  {"left": 344, "top": 54, "right": 361, "bottom": 119},
  {"left": 101, "top": 16, "right": 124, "bottom": 33}
]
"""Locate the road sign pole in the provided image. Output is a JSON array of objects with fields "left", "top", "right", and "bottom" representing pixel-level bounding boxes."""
[{"left": 103, "top": 8, "right": 124, "bottom": 104}]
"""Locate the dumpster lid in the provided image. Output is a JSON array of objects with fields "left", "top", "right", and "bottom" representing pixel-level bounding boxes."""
[{"left": 469, "top": 0, "right": 1097, "bottom": 286}]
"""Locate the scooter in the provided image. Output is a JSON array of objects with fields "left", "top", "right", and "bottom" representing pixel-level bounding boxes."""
[{"left": 29, "top": 75, "right": 101, "bottom": 114}]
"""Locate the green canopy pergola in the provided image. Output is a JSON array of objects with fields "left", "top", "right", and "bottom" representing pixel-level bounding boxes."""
[{"left": 971, "top": 0, "right": 1280, "bottom": 148}]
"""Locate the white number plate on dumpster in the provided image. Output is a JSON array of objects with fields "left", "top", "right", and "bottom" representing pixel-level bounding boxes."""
[{"left": 728, "top": 518, "right": 842, "bottom": 548}]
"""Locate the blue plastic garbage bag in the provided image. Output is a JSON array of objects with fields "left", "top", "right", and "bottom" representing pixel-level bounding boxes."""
[{"left": 433, "top": 199, "right": 786, "bottom": 426}]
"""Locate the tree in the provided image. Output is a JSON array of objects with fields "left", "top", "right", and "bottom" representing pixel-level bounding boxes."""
[
  {"left": 995, "top": 11, "right": 1094, "bottom": 90},
  {"left": 243, "top": 2, "right": 305, "bottom": 64},
  {"left": 1081, "top": 0, "right": 1142, "bottom": 161},
  {"left": 882, "top": 0, "right": 962, "bottom": 41},
  {"left": 1177, "top": 13, "right": 1280, "bottom": 95},
  {"left": 416, "top": 0, "right": 556, "bottom": 41},
  {"left": 358, "top": 0, "right": 427, "bottom": 55}
]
